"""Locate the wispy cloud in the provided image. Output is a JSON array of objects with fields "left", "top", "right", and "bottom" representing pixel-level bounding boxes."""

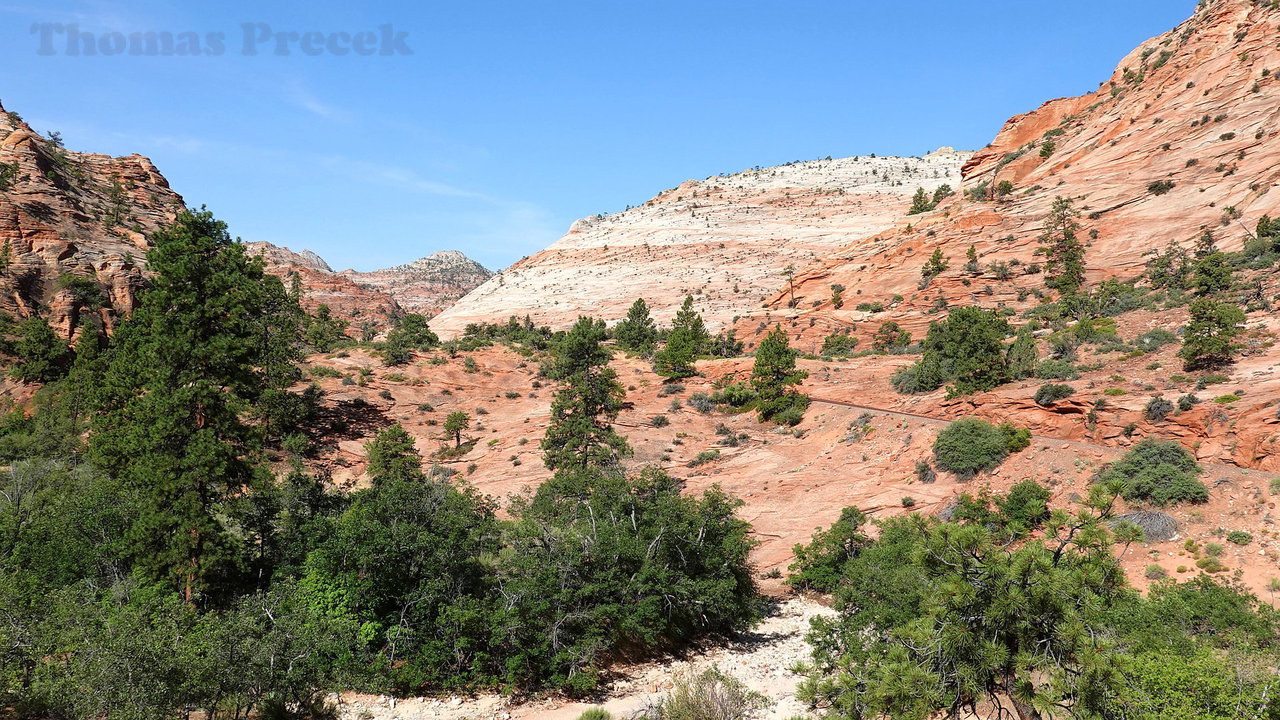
[
  {"left": 286, "top": 83, "right": 353, "bottom": 123},
  {"left": 339, "top": 158, "right": 489, "bottom": 200}
]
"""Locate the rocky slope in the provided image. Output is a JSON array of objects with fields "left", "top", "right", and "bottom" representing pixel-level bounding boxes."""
[
  {"left": 0, "top": 102, "right": 184, "bottom": 339},
  {"left": 340, "top": 250, "right": 492, "bottom": 317},
  {"left": 245, "top": 241, "right": 406, "bottom": 333},
  {"left": 430, "top": 150, "right": 969, "bottom": 337},
  {"left": 757, "top": 0, "right": 1280, "bottom": 348},
  {"left": 247, "top": 244, "right": 493, "bottom": 334}
]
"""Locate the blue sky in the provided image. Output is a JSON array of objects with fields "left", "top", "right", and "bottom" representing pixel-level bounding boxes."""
[{"left": 2, "top": 1, "right": 1195, "bottom": 271}]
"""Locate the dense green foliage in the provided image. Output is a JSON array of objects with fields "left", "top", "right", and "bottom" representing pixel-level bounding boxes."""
[
  {"left": 614, "top": 297, "right": 659, "bottom": 354},
  {"left": 820, "top": 330, "right": 858, "bottom": 357},
  {"left": 382, "top": 313, "right": 438, "bottom": 365},
  {"left": 1034, "top": 382, "right": 1074, "bottom": 406},
  {"left": 653, "top": 295, "right": 710, "bottom": 379},
  {"left": 89, "top": 209, "right": 304, "bottom": 602},
  {"left": 0, "top": 211, "right": 761, "bottom": 717},
  {"left": 302, "top": 303, "right": 350, "bottom": 352},
  {"left": 792, "top": 486, "right": 1280, "bottom": 720},
  {"left": 1037, "top": 196, "right": 1087, "bottom": 295},
  {"left": 870, "top": 321, "right": 911, "bottom": 352},
  {"left": 932, "top": 417, "right": 1028, "bottom": 479},
  {"left": 1097, "top": 437, "right": 1208, "bottom": 506},
  {"left": 541, "top": 316, "right": 631, "bottom": 471},
  {"left": 7, "top": 317, "right": 72, "bottom": 383},
  {"left": 892, "top": 306, "right": 1010, "bottom": 396},
  {"left": 1179, "top": 298, "right": 1245, "bottom": 370},
  {"left": 751, "top": 326, "right": 808, "bottom": 425}
]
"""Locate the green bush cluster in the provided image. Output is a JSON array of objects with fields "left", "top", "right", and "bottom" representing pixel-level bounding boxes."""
[
  {"left": 932, "top": 418, "right": 1030, "bottom": 479},
  {"left": 1034, "top": 382, "right": 1075, "bottom": 406},
  {"left": 1097, "top": 438, "right": 1208, "bottom": 505},
  {"left": 790, "top": 488, "right": 1280, "bottom": 720},
  {"left": 892, "top": 306, "right": 1011, "bottom": 396}
]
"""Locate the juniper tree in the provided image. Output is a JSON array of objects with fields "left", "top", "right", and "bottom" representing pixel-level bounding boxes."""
[{"left": 444, "top": 411, "right": 470, "bottom": 449}]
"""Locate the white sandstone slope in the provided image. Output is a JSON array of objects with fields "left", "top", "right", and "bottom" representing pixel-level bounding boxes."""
[{"left": 430, "top": 149, "right": 970, "bottom": 337}]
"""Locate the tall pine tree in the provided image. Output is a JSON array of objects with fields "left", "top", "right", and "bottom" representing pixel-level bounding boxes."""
[
  {"left": 541, "top": 317, "right": 630, "bottom": 472},
  {"left": 89, "top": 209, "right": 302, "bottom": 604},
  {"left": 1037, "top": 196, "right": 1086, "bottom": 296},
  {"left": 752, "top": 326, "right": 809, "bottom": 425}
]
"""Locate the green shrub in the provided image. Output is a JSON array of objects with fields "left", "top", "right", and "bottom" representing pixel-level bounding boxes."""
[
  {"left": 578, "top": 708, "right": 612, "bottom": 720},
  {"left": 1034, "top": 359, "right": 1080, "bottom": 380},
  {"left": 688, "top": 449, "right": 721, "bottom": 467},
  {"left": 934, "top": 418, "right": 1018, "bottom": 478},
  {"left": 1177, "top": 394, "right": 1200, "bottom": 411},
  {"left": 653, "top": 667, "right": 769, "bottom": 720},
  {"left": 688, "top": 392, "right": 715, "bottom": 414},
  {"left": 893, "top": 306, "right": 1011, "bottom": 396},
  {"left": 651, "top": 414, "right": 670, "bottom": 428},
  {"left": 1145, "top": 396, "right": 1175, "bottom": 422},
  {"left": 1134, "top": 328, "right": 1177, "bottom": 352},
  {"left": 1097, "top": 438, "right": 1207, "bottom": 505},
  {"left": 1226, "top": 530, "right": 1252, "bottom": 546},
  {"left": 996, "top": 479, "right": 1050, "bottom": 534},
  {"left": 787, "top": 506, "right": 869, "bottom": 592},
  {"left": 999, "top": 423, "right": 1032, "bottom": 452},
  {"left": 711, "top": 382, "right": 756, "bottom": 408},
  {"left": 821, "top": 332, "right": 858, "bottom": 357},
  {"left": 1035, "top": 383, "right": 1075, "bottom": 406}
]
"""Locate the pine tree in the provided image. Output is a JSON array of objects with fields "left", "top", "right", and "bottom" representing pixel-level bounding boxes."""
[
  {"left": 542, "top": 317, "right": 630, "bottom": 471},
  {"left": 1037, "top": 196, "right": 1086, "bottom": 295},
  {"left": 908, "top": 187, "right": 933, "bottom": 215},
  {"left": 384, "top": 313, "right": 437, "bottom": 365},
  {"left": 365, "top": 423, "right": 423, "bottom": 483},
  {"left": 964, "top": 244, "right": 980, "bottom": 274},
  {"left": 654, "top": 296, "right": 708, "bottom": 379},
  {"left": 444, "top": 411, "right": 470, "bottom": 449},
  {"left": 614, "top": 298, "right": 658, "bottom": 354},
  {"left": 752, "top": 326, "right": 809, "bottom": 425},
  {"left": 1179, "top": 298, "right": 1245, "bottom": 370},
  {"left": 1191, "top": 251, "right": 1233, "bottom": 295},
  {"left": 921, "top": 249, "right": 949, "bottom": 280},
  {"left": 303, "top": 304, "right": 349, "bottom": 352},
  {"left": 670, "top": 295, "right": 710, "bottom": 352},
  {"left": 88, "top": 209, "right": 302, "bottom": 604},
  {"left": 9, "top": 317, "right": 71, "bottom": 383}
]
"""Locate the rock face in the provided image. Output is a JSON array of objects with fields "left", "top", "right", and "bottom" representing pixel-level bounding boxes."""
[
  {"left": 758, "top": 0, "right": 1280, "bottom": 350},
  {"left": 245, "top": 241, "right": 406, "bottom": 334},
  {"left": 0, "top": 102, "right": 184, "bottom": 339},
  {"left": 245, "top": 244, "right": 494, "bottom": 334},
  {"left": 341, "top": 250, "right": 493, "bottom": 317},
  {"left": 430, "top": 150, "right": 969, "bottom": 337}
]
